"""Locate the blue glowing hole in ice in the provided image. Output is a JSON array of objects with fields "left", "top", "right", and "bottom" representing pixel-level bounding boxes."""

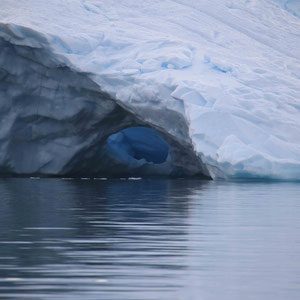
[{"left": 107, "top": 127, "right": 169, "bottom": 164}]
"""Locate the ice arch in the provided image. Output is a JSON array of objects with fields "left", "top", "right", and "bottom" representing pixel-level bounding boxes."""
[
  {"left": 107, "top": 127, "right": 169, "bottom": 166},
  {"left": 0, "top": 28, "right": 211, "bottom": 179}
]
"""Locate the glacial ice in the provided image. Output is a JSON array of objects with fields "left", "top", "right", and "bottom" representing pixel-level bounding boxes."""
[
  {"left": 275, "top": 0, "right": 300, "bottom": 17},
  {"left": 0, "top": 0, "right": 300, "bottom": 179}
]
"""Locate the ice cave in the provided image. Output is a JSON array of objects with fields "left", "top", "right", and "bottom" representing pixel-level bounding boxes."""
[
  {"left": 106, "top": 127, "right": 169, "bottom": 166},
  {"left": 103, "top": 126, "right": 211, "bottom": 178}
]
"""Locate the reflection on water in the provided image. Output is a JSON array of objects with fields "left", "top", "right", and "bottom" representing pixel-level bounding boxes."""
[{"left": 0, "top": 178, "right": 300, "bottom": 300}]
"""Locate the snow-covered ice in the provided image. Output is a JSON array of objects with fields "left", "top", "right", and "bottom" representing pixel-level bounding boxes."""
[{"left": 0, "top": 0, "right": 299, "bottom": 179}]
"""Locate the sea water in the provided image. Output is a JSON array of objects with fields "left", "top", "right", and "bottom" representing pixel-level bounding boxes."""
[{"left": 0, "top": 178, "right": 299, "bottom": 300}]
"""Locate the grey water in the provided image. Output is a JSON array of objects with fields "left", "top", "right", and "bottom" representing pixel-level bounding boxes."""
[{"left": 0, "top": 178, "right": 300, "bottom": 300}]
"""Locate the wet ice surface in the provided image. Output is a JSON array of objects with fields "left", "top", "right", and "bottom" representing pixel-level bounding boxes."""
[{"left": 0, "top": 178, "right": 300, "bottom": 300}]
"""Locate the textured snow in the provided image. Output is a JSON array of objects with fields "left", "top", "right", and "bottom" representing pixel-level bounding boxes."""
[{"left": 0, "top": 0, "right": 300, "bottom": 179}]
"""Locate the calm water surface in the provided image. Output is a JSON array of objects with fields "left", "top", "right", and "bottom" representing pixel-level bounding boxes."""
[{"left": 0, "top": 178, "right": 299, "bottom": 300}]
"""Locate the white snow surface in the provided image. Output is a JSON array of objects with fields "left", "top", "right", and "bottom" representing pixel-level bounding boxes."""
[{"left": 1, "top": 0, "right": 300, "bottom": 179}]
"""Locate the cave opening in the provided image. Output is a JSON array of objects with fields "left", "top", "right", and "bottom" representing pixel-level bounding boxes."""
[{"left": 106, "top": 126, "right": 169, "bottom": 167}]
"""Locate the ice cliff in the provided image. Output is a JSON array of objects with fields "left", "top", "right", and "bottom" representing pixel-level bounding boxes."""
[{"left": 0, "top": 0, "right": 300, "bottom": 179}]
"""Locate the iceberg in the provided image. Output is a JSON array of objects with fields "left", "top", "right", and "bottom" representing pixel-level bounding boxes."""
[{"left": 0, "top": 0, "right": 299, "bottom": 179}]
